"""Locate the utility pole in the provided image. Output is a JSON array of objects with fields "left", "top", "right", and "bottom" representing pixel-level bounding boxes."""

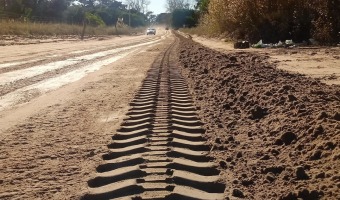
[{"left": 128, "top": 4, "right": 131, "bottom": 27}]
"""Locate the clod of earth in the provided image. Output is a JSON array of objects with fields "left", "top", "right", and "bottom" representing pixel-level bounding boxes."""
[
  {"left": 232, "top": 188, "right": 245, "bottom": 198},
  {"left": 280, "top": 131, "right": 298, "bottom": 145},
  {"left": 296, "top": 166, "right": 309, "bottom": 180}
]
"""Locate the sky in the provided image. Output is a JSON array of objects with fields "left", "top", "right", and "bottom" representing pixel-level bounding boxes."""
[
  {"left": 118, "top": 0, "right": 196, "bottom": 15},
  {"left": 148, "top": 0, "right": 167, "bottom": 15}
]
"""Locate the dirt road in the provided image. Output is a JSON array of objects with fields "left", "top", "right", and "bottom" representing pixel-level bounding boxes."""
[
  {"left": 0, "top": 30, "right": 174, "bottom": 199},
  {"left": 1, "top": 30, "right": 339, "bottom": 200},
  {"left": 82, "top": 37, "right": 225, "bottom": 200}
]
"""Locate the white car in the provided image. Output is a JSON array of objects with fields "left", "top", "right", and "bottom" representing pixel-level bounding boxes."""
[{"left": 146, "top": 28, "right": 156, "bottom": 35}]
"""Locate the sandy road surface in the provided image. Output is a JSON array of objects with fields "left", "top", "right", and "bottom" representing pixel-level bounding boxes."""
[
  {"left": 0, "top": 29, "right": 173, "bottom": 199},
  {"left": 0, "top": 31, "right": 167, "bottom": 129},
  {"left": 82, "top": 36, "right": 226, "bottom": 200},
  {"left": 1, "top": 30, "right": 339, "bottom": 200}
]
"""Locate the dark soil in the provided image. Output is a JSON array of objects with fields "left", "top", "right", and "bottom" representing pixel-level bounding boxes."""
[{"left": 176, "top": 34, "right": 340, "bottom": 200}]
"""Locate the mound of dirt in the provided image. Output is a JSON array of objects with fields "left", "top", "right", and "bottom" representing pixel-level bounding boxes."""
[{"left": 176, "top": 34, "right": 340, "bottom": 200}]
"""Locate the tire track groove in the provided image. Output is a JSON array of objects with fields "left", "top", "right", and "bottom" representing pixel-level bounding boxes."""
[{"left": 82, "top": 39, "right": 225, "bottom": 200}]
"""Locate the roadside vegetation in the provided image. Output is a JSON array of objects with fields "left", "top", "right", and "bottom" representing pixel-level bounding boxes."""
[
  {"left": 176, "top": 0, "right": 339, "bottom": 45},
  {"left": 0, "top": 0, "right": 155, "bottom": 37},
  {"left": 161, "top": 0, "right": 199, "bottom": 29},
  {"left": 0, "top": 20, "right": 145, "bottom": 36}
]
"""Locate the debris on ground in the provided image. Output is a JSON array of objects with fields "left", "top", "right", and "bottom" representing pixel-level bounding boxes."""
[
  {"left": 234, "top": 41, "right": 250, "bottom": 49},
  {"left": 252, "top": 39, "right": 297, "bottom": 48}
]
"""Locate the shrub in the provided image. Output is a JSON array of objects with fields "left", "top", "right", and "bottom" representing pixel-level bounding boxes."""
[
  {"left": 198, "top": 0, "right": 339, "bottom": 44},
  {"left": 85, "top": 13, "right": 105, "bottom": 27}
]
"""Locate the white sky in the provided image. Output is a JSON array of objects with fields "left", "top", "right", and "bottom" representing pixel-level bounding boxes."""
[
  {"left": 145, "top": 0, "right": 196, "bottom": 15},
  {"left": 148, "top": 0, "right": 167, "bottom": 15}
]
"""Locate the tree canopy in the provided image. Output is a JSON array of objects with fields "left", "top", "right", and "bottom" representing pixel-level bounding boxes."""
[
  {"left": 164, "top": 0, "right": 198, "bottom": 29},
  {"left": 172, "top": 9, "right": 197, "bottom": 28},
  {"left": 0, "top": 0, "right": 151, "bottom": 27},
  {"left": 165, "top": 0, "right": 191, "bottom": 13}
]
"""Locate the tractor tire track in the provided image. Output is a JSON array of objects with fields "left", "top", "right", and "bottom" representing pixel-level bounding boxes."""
[{"left": 82, "top": 38, "right": 226, "bottom": 200}]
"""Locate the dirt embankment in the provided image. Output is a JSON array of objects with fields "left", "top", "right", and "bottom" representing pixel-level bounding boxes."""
[
  {"left": 191, "top": 35, "right": 340, "bottom": 86},
  {"left": 176, "top": 35, "right": 340, "bottom": 199}
]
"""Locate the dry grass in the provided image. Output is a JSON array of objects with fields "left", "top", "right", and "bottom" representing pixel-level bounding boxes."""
[
  {"left": 180, "top": 27, "right": 203, "bottom": 36},
  {"left": 0, "top": 21, "right": 144, "bottom": 36},
  {"left": 180, "top": 26, "right": 233, "bottom": 42},
  {"left": 193, "top": 0, "right": 339, "bottom": 44},
  {"left": 180, "top": 26, "right": 215, "bottom": 37}
]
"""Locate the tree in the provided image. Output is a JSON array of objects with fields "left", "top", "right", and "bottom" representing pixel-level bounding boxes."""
[
  {"left": 309, "top": 0, "right": 340, "bottom": 44},
  {"left": 47, "top": 0, "right": 70, "bottom": 20},
  {"left": 64, "top": 5, "right": 84, "bottom": 24},
  {"left": 165, "top": 0, "right": 191, "bottom": 13},
  {"left": 125, "top": 0, "right": 150, "bottom": 14},
  {"left": 140, "top": 0, "right": 150, "bottom": 14},
  {"left": 0, "top": 0, "right": 11, "bottom": 12},
  {"left": 198, "top": 0, "right": 338, "bottom": 44},
  {"left": 156, "top": 13, "right": 171, "bottom": 25},
  {"left": 196, "top": 0, "right": 209, "bottom": 14},
  {"left": 1, "top": 0, "right": 22, "bottom": 15},
  {"left": 145, "top": 11, "right": 156, "bottom": 25},
  {"left": 101, "top": 0, "right": 125, "bottom": 10},
  {"left": 0, "top": 0, "right": 71, "bottom": 21},
  {"left": 85, "top": 12, "right": 105, "bottom": 26},
  {"left": 0, "top": 0, "right": 151, "bottom": 29},
  {"left": 78, "top": 0, "right": 96, "bottom": 8},
  {"left": 172, "top": 9, "right": 198, "bottom": 28},
  {"left": 93, "top": 1, "right": 126, "bottom": 26}
]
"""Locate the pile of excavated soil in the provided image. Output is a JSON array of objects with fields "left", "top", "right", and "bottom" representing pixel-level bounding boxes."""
[{"left": 176, "top": 35, "right": 340, "bottom": 200}]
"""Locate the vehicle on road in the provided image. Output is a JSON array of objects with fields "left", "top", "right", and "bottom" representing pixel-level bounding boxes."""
[{"left": 146, "top": 28, "right": 156, "bottom": 35}]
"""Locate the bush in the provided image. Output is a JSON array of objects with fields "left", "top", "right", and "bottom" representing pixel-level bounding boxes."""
[
  {"left": 198, "top": 0, "right": 339, "bottom": 44},
  {"left": 85, "top": 13, "right": 105, "bottom": 27}
]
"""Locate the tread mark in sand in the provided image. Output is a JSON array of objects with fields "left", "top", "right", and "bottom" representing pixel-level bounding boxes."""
[{"left": 82, "top": 38, "right": 226, "bottom": 200}]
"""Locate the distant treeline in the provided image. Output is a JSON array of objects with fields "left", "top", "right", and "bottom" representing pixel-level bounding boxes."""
[
  {"left": 196, "top": 0, "right": 339, "bottom": 44},
  {"left": 0, "top": 0, "right": 154, "bottom": 27}
]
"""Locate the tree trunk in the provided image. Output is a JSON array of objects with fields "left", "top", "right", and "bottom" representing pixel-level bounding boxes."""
[{"left": 81, "top": 19, "right": 87, "bottom": 40}]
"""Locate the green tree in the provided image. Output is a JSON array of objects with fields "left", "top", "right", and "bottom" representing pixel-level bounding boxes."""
[
  {"left": 156, "top": 13, "right": 171, "bottom": 25},
  {"left": 47, "top": 0, "right": 70, "bottom": 21},
  {"left": 125, "top": 0, "right": 150, "bottom": 14},
  {"left": 196, "top": 0, "right": 209, "bottom": 14},
  {"left": 64, "top": 5, "right": 84, "bottom": 24},
  {"left": 95, "top": 1, "right": 126, "bottom": 25},
  {"left": 172, "top": 9, "right": 198, "bottom": 28},
  {"left": 146, "top": 11, "right": 156, "bottom": 25},
  {"left": 166, "top": 0, "right": 191, "bottom": 12},
  {"left": 78, "top": 0, "right": 96, "bottom": 8},
  {"left": 85, "top": 12, "right": 105, "bottom": 26}
]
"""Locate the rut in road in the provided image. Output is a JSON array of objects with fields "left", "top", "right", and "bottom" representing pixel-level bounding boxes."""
[{"left": 82, "top": 39, "right": 226, "bottom": 200}]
